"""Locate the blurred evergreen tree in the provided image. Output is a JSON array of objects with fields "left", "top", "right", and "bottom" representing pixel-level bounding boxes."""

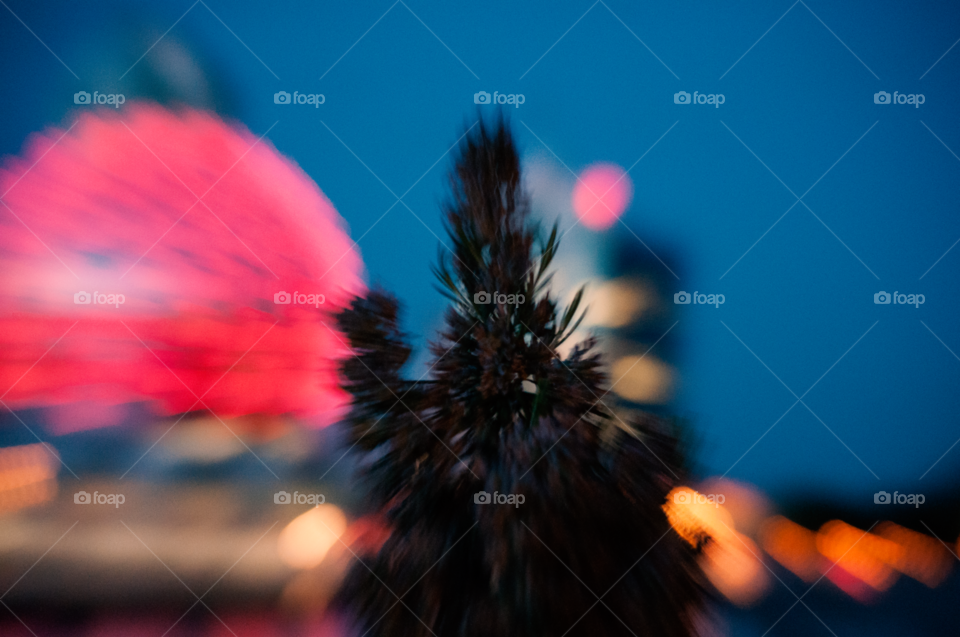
[{"left": 334, "top": 118, "right": 703, "bottom": 637}]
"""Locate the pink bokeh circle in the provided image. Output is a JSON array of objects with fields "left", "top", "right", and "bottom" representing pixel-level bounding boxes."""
[{"left": 571, "top": 163, "right": 633, "bottom": 230}]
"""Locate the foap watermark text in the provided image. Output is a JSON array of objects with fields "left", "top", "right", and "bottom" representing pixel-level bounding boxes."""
[
  {"left": 275, "top": 490, "right": 325, "bottom": 505},
  {"left": 74, "top": 91, "right": 125, "bottom": 108},
  {"left": 674, "top": 91, "right": 725, "bottom": 108},
  {"left": 475, "top": 291, "right": 524, "bottom": 305},
  {"left": 874, "top": 291, "right": 924, "bottom": 308},
  {"left": 874, "top": 91, "right": 924, "bottom": 108},
  {"left": 673, "top": 490, "right": 725, "bottom": 508},
  {"left": 274, "top": 91, "right": 325, "bottom": 107},
  {"left": 875, "top": 491, "right": 924, "bottom": 508},
  {"left": 275, "top": 291, "right": 325, "bottom": 307},
  {"left": 474, "top": 91, "right": 525, "bottom": 108},
  {"left": 75, "top": 490, "right": 125, "bottom": 507},
  {"left": 475, "top": 491, "right": 524, "bottom": 507},
  {"left": 75, "top": 291, "right": 125, "bottom": 307},
  {"left": 674, "top": 291, "right": 725, "bottom": 307}
]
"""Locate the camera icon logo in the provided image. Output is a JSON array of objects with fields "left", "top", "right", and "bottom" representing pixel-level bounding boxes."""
[
  {"left": 74, "top": 91, "right": 91, "bottom": 104},
  {"left": 673, "top": 291, "right": 691, "bottom": 304},
  {"left": 274, "top": 91, "right": 291, "bottom": 104},
  {"left": 874, "top": 291, "right": 891, "bottom": 304},
  {"left": 474, "top": 91, "right": 491, "bottom": 104},
  {"left": 673, "top": 91, "right": 691, "bottom": 104},
  {"left": 474, "top": 291, "right": 492, "bottom": 304},
  {"left": 274, "top": 491, "right": 292, "bottom": 504},
  {"left": 74, "top": 491, "right": 92, "bottom": 504},
  {"left": 274, "top": 291, "right": 292, "bottom": 304},
  {"left": 873, "top": 91, "right": 891, "bottom": 104},
  {"left": 673, "top": 490, "right": 693, "bottom": 504},
  {"left": 874, "top": 491, "right": 891, "bottom": 504},
  {"left": 74, "top": 291, "right": 92, "bottom": 304},
  {"left": 474, "top": 491, "right": 492, "bottom": 504}
]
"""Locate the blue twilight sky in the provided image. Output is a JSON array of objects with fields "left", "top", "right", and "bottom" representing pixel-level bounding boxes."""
[{"left": 1, "top": 0, "right": 959, "bottom": 502}]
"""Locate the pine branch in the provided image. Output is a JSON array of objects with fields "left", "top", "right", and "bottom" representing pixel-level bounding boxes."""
[{"left": 334, "top": 117, "right": 703, "bottom": 637}]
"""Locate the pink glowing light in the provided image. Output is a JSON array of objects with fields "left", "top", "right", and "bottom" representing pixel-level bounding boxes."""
[
  {"left": 571, "top": 163, "right": 633, "bottom": 231},
  {"left": 0, "top": 103, "right": 365, "bottom": 429}
]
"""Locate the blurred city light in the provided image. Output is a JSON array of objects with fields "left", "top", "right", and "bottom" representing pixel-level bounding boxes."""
[
  {"left": 610, "top": 354, "right": 674, "bottom": 404},
  {"left": 664, "top": 484, "right": 770, "bottom": 606},
  {"left": 816, "top": 520, "right": 901, "bottom": 595},
  {"left": 583, "top": 278, "right": 654, "bottom": 329},
  {"left": 671, "top": 483, "right": 957, "bottom": 609},
  {"left": 759, "top": 516, "right": 824, "bottom": 584},
  {"left": 277, "top": 504, "right": 348, "bottom": 570},
  {"left": 874, "top": 522, "right": 952, "bottom": 588},
  {"left": 0, "top": 443, "right": 59, "bottom": 512},
  {"left": 0, "top": 104, "right": 365, "bottom": 430},
  {"left": 700, "top": 529, "right": 770, "bottom": 607},
  {"left": 571, "top": 163, "right": 633, "bottom": 231}
]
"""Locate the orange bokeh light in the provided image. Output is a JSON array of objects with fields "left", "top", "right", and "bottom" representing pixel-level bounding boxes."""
[
  {"left": 664, "top": 486, "right": 769, "bottom": 606},
  {"left": 759, "top": 516, "right": 824, "bottom": 583},
  {"left": 816, "top": 520, "right": 901, "bottom": 592},
  {"left": 0, "top": 443, "right": 59, "bottom": 512},
  {"left": 277, "top": 504, "right": 348, "bottom": 570},
  {"left": 875, "top": 522, "right": 953, "bottom": 588}
]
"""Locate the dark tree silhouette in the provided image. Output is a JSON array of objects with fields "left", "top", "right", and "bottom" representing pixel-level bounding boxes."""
[{"left": 334, "top": 118, "right": 703, "bottom": 637}]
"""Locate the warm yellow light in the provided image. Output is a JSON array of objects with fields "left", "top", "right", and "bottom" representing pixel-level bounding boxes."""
[
  {"left": 663, "top": 486, "right": 734, "bottom": 548},
  {"left": 586, "top": 279, "right": 652, "bottom": 328},
  {"left": 664, "top": 486, "right": 769, "bottom": 606},
  {"left": 277, "top": 504, "right": 348, "bottom": 570},
  {"left": 698, "top": 478, "right": 771, "bottom": 538},
  {"left": 701, "top": 531, "right": 770, "bottom": 607},
  {"left": 610, "top": 355, "right": 674, "bottom": 404}
]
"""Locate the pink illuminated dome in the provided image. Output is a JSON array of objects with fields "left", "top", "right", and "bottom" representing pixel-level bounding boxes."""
[{"left": 0, "top": 103, "right": 365, "bottom": 431}]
